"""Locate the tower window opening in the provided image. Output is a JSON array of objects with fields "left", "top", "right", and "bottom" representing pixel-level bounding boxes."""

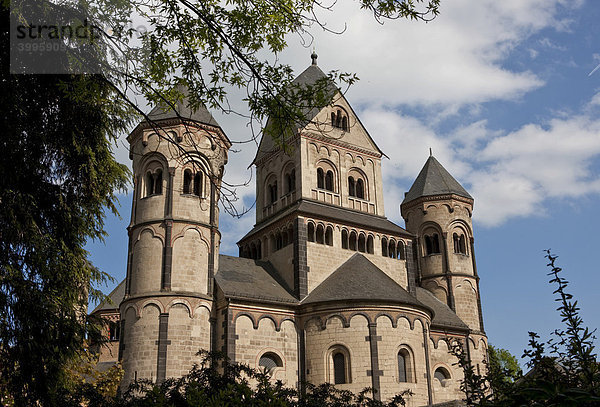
[
  {"left": 287, "top": 227, "right": 294, "bottom": 247},
  {"left": 349, "top": 231, "right": 357, "bottom": 251},
  {"left": 358, "top": 233, "right": 366, "bottom": 253},
  {"left": 325, "top": 170, "right": 334, "bottom": 191},
  {"left": 336, "top": 110, "right": 342, "bottom": 128},
  {"left": 342, "top": 116, "right": 348, "bottom": 131},
  {"left": 425, "top": 233, "right": 441, "bottom": 255},
  {"left": 268, "top": 181, "right": 278, "bottom": 204},
  {"left": 183, "top": 169, "right": 192, "bottom": 194},
  {"left": 308, "top": 222, "right": 315, "bottom": 242},
  {"left": 397, "top": 241, "right": 405, "bottom": 260},
  {"left": 276, "top": 232, "right": 283, "bottom": 251},
  {"left": 193, "top": 173, "right": 202, "bottom": 196},
  {"left": 145, "top": 169, "right": 163, "bottom": 197},
  {"left": 341, "top": 229, "right": 349, "bottom": 249},
  {"left": 109, "top": 321, "right": 120, "bottom": 342},
  {"left": 183, "top": 169, "right": 202, "bottom": 197},
  {"left": 356, "top": 179, "right": 364, "bottom": 199},
  {"left": 381, "top": 237, "right": 388, "bottom": 257},
  {"left": 282, "top": 231, "right": 289, "bottom": 247},
  {"left": 454, "top": 233, "right": 467, "bottom": 255},
  {"left": 316, "top": 224, "right": 325, "bottom": 244},
  {"left": 285, "top": 169, "right": 296, "bottom": 194},
  {"left": 317, "top": 168, "right": 325, "bottom": 189},
  {"left": 388, "top": 240, "right": 396, "bottom": 259},
  {"left": 348, "top": 176, "right": 356, "bottom": 197},
  {"left": 367, "top": 235, "right": 374, "bottom": 254},
  {"left": 325, "top": 226, "right": 333, "bottom": 246}
]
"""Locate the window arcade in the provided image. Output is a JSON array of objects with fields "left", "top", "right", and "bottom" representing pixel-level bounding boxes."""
[
  {"left": 331, "top": 109, "right": 349, "bottom": 131},
  {"left": 453, "top": 232, "right": 467, "bottom": 255},
  {"left": 424, "top": 233, "right": 441, "bottom": 255},
  {"left": 183, "top": 169, "right": 203, "bottom": 197},
  {"left": 144, "top": 168, "right": 163, "bottom": 197}
]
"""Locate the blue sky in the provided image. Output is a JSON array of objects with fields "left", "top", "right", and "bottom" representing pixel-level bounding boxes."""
[{"left": 88, "top": 0, "right": 600, "bottom": 366}]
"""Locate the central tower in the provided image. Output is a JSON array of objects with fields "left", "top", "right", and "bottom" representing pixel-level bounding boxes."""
[{"left": 119, "top": 86, "right": 230, "bottom": 385}]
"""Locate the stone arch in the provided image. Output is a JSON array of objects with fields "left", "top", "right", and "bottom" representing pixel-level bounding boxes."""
[
  {"left": 396, "top": 315, "right": 413, "bottom": 330},
  {"left": 166, "top": 299, "right": 192, "bottom": 316},
  {"left": 348, "top": 312, "right": 371, "bottom": 326},
  {"left": 257, "top": 315, "right": 280, "bottom": 332},
  {"left": 325, "top": 314, "right": 349, "bottom": 329},
  {"left": 316, "top": 159, "right": 338, "bottom": 192},
  {"left": 234, "top": 313, "right": 258, "bottom": 329},
  {"left": 347, "top": 167, "right": 369, "bottom": 200},
  {"left": 375, "top": 313, "right": 396, "bottom": 328},
  {"left": 130, "top": 229, "right": 163, "bottom": 294},
  {"left": 303, "top": 316, "right": 324, "bottom": 331},
  {"left": 171, "top": 227, "right": 209, "bottom": 292},
  {"left": 122, "top": 303, "right": 139, "bottom": 319}
]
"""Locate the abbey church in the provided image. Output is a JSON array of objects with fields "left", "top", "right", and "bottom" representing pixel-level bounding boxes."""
[{"left": 92, "top": 54, "right": 488, "bottom": 406}]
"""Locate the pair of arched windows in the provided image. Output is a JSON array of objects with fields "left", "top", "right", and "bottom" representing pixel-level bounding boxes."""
[
  {"left": 424, "top": 233, "right": 441, "bottom": 255},
  {"left": 307, "top": 223, "right": 333, "bottom": 246},
  {"left": 271, "top": 227, "right": 293, "bottom": 252},
  {"left": 317, "top": 168, "right": 334, "bottom": 192},
  {"left": 183, "top": 169, "right": 203, "bottom": 197},
  {"left": 240, "top": 241, "right": 262, "bottom": 260},
  {"left": 108, "top": 321, "right": 120, "bottom": 342},
  {"left": 453, "top": 233, "right": 467, "bottom": 255},
  {"left": 341, "top": 230, "right": 374, "bottom": 254},
  {"left": 331, "top": 109, "right": 349, "bottom": 131},
  {"left": 144, "top": 169, "right": 163, "bottom": 197},
  {"left": 348, "top": 176, "right": 365, "bottom": 199},
  {"left": 381, "top": 237, "right": 405, "bottom": 260}
]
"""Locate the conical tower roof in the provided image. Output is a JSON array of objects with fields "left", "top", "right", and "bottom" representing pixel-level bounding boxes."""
[
  {"left": 403, "top": 155, "right": 472, "bottom": 203},
  {"left": 147, "top": 84, "right": 220, "bottom": 127}
]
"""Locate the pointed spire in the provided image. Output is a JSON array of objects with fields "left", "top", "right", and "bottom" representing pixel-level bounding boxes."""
[
  {"left": 146, "top": 84, "right": 221, "bottom": 128},
  {"left": 403, "top": 155, "right": 472, "bottom": 203}
]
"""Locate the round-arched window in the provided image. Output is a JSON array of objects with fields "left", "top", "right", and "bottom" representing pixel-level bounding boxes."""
[{"left": 259, "top": 352, "right": 283, "bottom": 374}]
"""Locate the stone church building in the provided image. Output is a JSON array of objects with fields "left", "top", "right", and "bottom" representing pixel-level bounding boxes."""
[{"left": 92, "top": 54, "right": 488, "bottom": 406}]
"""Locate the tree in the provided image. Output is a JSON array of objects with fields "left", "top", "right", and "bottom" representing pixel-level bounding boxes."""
[
  {"left": 487, "top": 345, "right": 522, "bottom": 397},
  {"left": 453, "top": 251, "right": 600, "bottom": 406},
  {"left": 0, "top": 4, "right": 130, "bottom": 404}
]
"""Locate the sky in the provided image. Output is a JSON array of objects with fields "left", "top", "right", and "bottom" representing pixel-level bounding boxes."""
[{"left": 87, "top": 0, "right": 600, "bottom": 367}]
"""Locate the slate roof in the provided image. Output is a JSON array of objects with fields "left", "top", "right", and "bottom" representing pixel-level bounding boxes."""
[
  {"left": 302, "top": 254, "right": 427, "bottom": 309},
  {"left": 146, "top": 84, "right": 221, "bottom": 127},
  {"left": 215, "top": 255, "right": 297, "bottom": 304},
  {"left": 415, "top": 287, "right": 469, "bottom": 331},
  {"left": 91, "top": 279, "right": 125, "bottom": 314},
  {"left": 403, "top": 155, "right": 472, "bottom": 204},
  {"left": 240, "top": 199, "right": 413, "bottom": 243}
]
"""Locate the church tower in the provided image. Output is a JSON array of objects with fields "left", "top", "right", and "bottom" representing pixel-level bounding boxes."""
[
  {"left": 400, "top": 154, "right": 484, "bottom": 334},
  {"left": 119, "top": 86, "right": 231, "bottom": 385}
]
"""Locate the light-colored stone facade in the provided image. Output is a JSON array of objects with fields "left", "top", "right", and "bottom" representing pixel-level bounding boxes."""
[{"left": 91, "top": 59, "right": 488, "bottom": 407}]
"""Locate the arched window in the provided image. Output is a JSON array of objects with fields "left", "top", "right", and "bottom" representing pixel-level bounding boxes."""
[
  {"left": 331, "top": 112, "right": 336, "bottom": 127},
  {"left": 341, "top": 116, "right": 348, "bottom": 131},
  {"left": 316, "top": 224, "right": 325, "bottom": 244},
  {"left": 358, "top": 233, "right": 366, "bottom": 253},
  {"left": 434, "top": 367, "right": 451, "bottom": 385},
  {"left": 317, "top": 168, "right": 325, "bottom": 189},
  {"left": 270, "top": 235, "right": 276, "bottom": 252},
  {"left": 356, "top": 179, "right": 364, "bottom": 199},
  {"left": 325, "top": 170, "right": 334, "bottom": 191},
  {"left": 425, "top": 235, "right": 433, "bottom": 255},
  {"left": 459, "top": 235, "right": 467, "bottom": 254},
  {"left": 388, "top": 240, "right": 396, "bottom": 259},
  {"left": 183, "top": 169, "right": 192, "bottom": 194},
  {"left": 257, "top": 240, "right": 262, "bottom": 259},
  {"left": 145, "top": 171, "right": 155, "bottom": 197},
  {"left": 341, "top": 229, "right": 349, "bottom": 249},
  {"left": 282, "top": 231, "right": 288, "bottom": 247},
  {"left": 367, "top": 235, "right": 374, "bottom": 254},
  {"left": 381, "top": 237, "right": 388, "bottom": 257},
  {"left": 348, "top": 176, "right": 356, "bottom": 197},
  {"left": 307, "top": 223, "right": 315, "bottom": 242},
  {"left": 397, "top": 348, "right": 414, "bottom": 383},
  {"left": 332, "top": 109, "right": 349, "bottom": 131},
  {"left": 453, "top": 233, "right": 460, "bottom": 253},
  {"left": 109, "top": 321, "right": 120, "bottom": 342},
  {"left": 325, "top": 226, "right": 333, "bottom": 246},
  {"left": 425, "top": 233, "right": 441, "bottom": 255},
  {"left": 193, "top": 173, "right": 202, "bottom": 196},
  {"left": 333, "top": 352, "right": 346, "bottom": 384},
  {"left": 268, "top": 181, "right": 278, "bottom": 204},
  {"left": 432, "top": 233, "right": 440, "bottom": 253},
  {"left": 259, "top": 352, "right": 283, "bottom": 374},
  {"left": 285, "top": 168, "right": 296, "bottom": 194},
  {"left": 349, "top": 231, "right": 357, "bottom": 251},
  {"left": 276, "top": 232, "right": 283, "bottom": 251},
  {"left": 154, "top": 170, "right": 162, "bottom": 195},
  {"left": 328, "top": 345, "right": 351, "bottom": 385},
  {"left": 397, "top": 241, "right": 405, "bottom": 260},
  {"left": 287, "top": 227, "right": 294, "bottom": 247},
  {"left": 335, "top": 110, "right": 342, "bottom": 128}
]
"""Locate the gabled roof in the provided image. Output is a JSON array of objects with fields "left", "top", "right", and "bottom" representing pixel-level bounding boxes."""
[
  {"left": 91, "top": 279, "right": 125, "bottom": 314},
  {"left": 415, "top": 287, "right": 469, "bottom": 331},
  {"left": 146, "top": 84, "right": 221, "bottom": 128},
  {"left": 403, "top": 155, "right": 472, "bottom": 204},
  {"left": 215, "top": 255, "right": 297, "bottom": 304},
  {"left": 302, "top": 254, "right": 427, "bottom": 309}
]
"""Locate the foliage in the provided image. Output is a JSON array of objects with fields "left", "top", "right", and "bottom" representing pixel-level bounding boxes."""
[
  {"left": 0, "top": 4, "right": 130, "bottom": 405},
  {"left": 110, "top": 351, "right": 411, "bottom": 407},
  {"left": 454, "top": 251, "right": 600, "bottom": 406},
  {"left": 487, "top": 345, "right": 522, "bottom": 396}
]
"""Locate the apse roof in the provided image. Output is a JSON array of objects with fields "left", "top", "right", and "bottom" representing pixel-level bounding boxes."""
[
  {"left": 301, "top": 253, "right": 427, "bottom": 309},
  {"left": 91, "top": 279, "right": 125, "bottom": 314},
  {"left": 415, "top": 287, "right": 469, "bottom": 331},
  {"left": 403, "top": 155, "right": 472, "bottom": 204}
]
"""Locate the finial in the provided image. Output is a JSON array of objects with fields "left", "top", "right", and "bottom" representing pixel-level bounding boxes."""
[
  {"left": 311, "top": 49, "right": 318, "bottom": 65},
  {"left": 429, "top": 147, "right": 433, "bottom": 157}
]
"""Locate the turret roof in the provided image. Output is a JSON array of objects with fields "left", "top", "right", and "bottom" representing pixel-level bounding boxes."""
[
  {"left": 403, "top": 155, "right": 472, "bottom": 203},
  {"left": 146, "top": 84, "right": 221, "bottom": 128}
]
